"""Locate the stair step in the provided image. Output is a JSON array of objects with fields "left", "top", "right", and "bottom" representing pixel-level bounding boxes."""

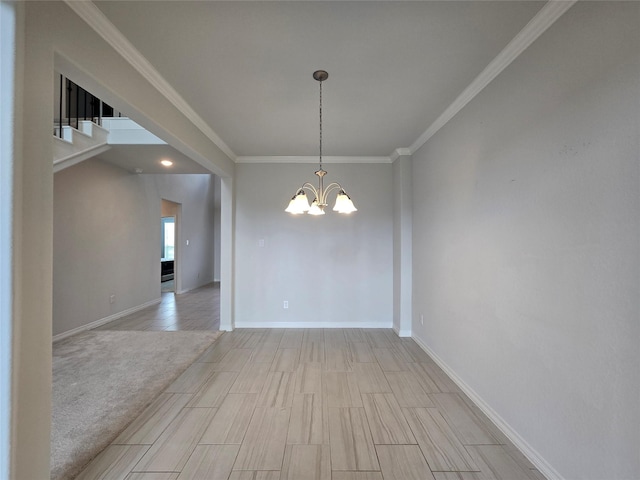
[{"left": 53, "top": 120, "right": 111, "bottom": 170}]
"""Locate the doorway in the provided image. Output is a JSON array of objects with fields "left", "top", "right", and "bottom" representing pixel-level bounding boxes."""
[{"left": 161, "top": 199, "right": 180, "bottom": 293}]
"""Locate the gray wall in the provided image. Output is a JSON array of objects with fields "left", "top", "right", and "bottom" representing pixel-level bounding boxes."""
[
  {"left": 392, "top": 156, "right": 412, "bottom": 336},
  {"left": 11, "top": 2, "right": 233, "bottom": 476},
  {"left": 234, "top": 162, "right": 393, "bottom": 327},
  {"left": 410, "top": 3, "right": 639, "bottom": 479},
  {"left": 213, "top": 175, "right": 222, "bottom": 282},
  {"left": 53, "top": 158, "right": 216, "bottom": 337},
  {"left": 150, "top": 173, "right": 217, "bottom": 293},
  {"left": 10, "top": 0, "right": 638, "bottom": 478}
]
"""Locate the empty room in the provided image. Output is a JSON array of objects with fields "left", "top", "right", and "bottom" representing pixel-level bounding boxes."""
[{"left": 2, "top": 1, "right": 638, "bottom": 480}]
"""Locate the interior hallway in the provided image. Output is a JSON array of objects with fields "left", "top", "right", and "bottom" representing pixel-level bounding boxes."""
[
  {"left": 77, "top": 285, "right": 544, "bottom": 480},
  {"left": 94, "top": 283, "right": 221, "bottom": 332}
]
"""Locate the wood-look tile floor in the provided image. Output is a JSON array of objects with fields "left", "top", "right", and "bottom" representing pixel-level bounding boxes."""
[
  {"left": 80, "top": 286, "right": 545, "bottom": 480},
  {"left": 94, "top": 283, "right": 221, "bottom": 332}
]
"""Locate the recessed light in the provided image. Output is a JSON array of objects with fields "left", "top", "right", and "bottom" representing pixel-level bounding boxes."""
[{"left": 160, "top": 159, "right": 173, "bottom": 167}]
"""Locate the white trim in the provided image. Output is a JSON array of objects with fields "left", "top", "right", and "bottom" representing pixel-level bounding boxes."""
[
  {"left": 63, "top": 1, "right": 575, "bottom": 166},
  {"left": 63, "top": 0, "right": 236, "bottom": 162},
  {"left": 390, "top": 148, "right": 411, "bottom": 163},
  {"left": 175, "top": 284, "right": 206, "bottom": 295},
  {"left": 408, "top": 0, "right": 576, "bottom": 155},
  {"left": 78, "top": 120, "right": 109, "bottom": 137},
  {"left": 219, "top": 177, "right": 234, "bottom": 332},
  {"left": 235, "top": 155, "right": 391, "bottom": 164},
  {"left": 53, "top": 140, "right": 110, "bottom": 173},
  {"left": 392, "top": 325, "right": 411, "bottom": 338},
  {"left": 52, "top": 298, "right": 161, "bottom": 343},
  {"left": 236, "top": 321, "right": 393, "bottom": 329},
  {"left": 411, "top": 335, "right": 564, "bottom": 480}
]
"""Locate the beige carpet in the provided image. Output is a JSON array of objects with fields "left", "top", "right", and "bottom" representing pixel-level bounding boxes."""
[{"left": 51, "top": 330, "right": 222, "bottom": 480}]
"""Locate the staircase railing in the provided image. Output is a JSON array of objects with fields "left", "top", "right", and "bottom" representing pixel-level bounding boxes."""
[{"left": 54, "top": 74, "right": 121, "bottom": 138}]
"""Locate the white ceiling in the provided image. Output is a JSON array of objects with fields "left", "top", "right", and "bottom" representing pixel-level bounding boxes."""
[
  {"left": 91, "top": 1, "right": 546, "bottom": 162},
  {"left": 97, "top": 145, "right": 213, "bottom": 175}
]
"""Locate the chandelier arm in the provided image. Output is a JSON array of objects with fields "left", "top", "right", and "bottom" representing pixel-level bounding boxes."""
[
  {"left": 322, "top": 182, "right": 344, "bottom": 202},
  {"left": 300, "top": 183, "right": 319, "bottom": 198}
]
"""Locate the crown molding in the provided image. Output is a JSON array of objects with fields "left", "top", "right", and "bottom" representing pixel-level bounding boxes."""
[
  {"left": 408, "top": 0, "right": 576, "bottom": 155},
  {"left": 236, "top": 155, "right": 392, "bottom": 164},
  {"left": 390, "top": 148, "right": 412, "bottom": 163},
  {"left": 63, "top": 0, "right": 237, "bottom": 162},
  {"left": 65, "top": 0, "right": 575, "bottom": 166}
]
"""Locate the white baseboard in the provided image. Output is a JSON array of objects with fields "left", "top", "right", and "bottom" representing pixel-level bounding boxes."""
[
  {"left": 235, "top": 321, "right": 393, "bottom": 329},
  {"left": 52, "top": 298, "right": 161, "bottom": 343},
  {"left": 393, "top": 324, "right": 412, "bottom": 337},
  {"left": 176, "top": 280, "right": 219, "bottom": 295},
  {"left": 411, "top": 334, "right": 563, "bottom": 480},
  {"left": 176, "top": 283, "right": 201, "bottom": 295}
]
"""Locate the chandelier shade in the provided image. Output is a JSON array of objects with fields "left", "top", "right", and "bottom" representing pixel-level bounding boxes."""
[
  {"left": 285, "top": 71, "right": 357, "bottom": 216},
  {"left": 285, "top": 190, "right": 311, "bottom": 214},
  {"left": 308, "top": 199, "right": 325, "bottom": 216},
  {"left": 333, "top": 191, "right": 357, "bottom": 213}
]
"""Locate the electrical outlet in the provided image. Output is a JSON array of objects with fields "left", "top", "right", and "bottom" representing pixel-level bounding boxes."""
[
  {"left": 109, "top": 294, "right": 116, "bottom": 304},
  {"left": 283, "top": 300, "right": 289, "bottom": 309},
  {"left": 420, "top": 314, "right": 424, "bottom": 325}
]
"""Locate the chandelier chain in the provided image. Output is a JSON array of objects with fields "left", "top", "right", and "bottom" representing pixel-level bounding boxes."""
[
  {"left": 319, "top": 79, "right": 323, "bottom": 170},
  {"left": 284, "top": 70, "right": 357, "bottom": 215}
]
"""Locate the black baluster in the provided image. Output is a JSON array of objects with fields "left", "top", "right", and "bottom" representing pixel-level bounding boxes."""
[
  {"left": 75, "top": 81, "right": 79, "bottom": 129},
  {"left": 66, "top": 79, "right": 72, "bottom": 128},
  {"left": 58, "top": 74, "right": 63, "bottom": 138}
]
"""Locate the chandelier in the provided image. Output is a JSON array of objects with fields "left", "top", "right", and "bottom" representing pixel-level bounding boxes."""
[{"left": 285, "top": 70, "right": 357, "bottom": 215}]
